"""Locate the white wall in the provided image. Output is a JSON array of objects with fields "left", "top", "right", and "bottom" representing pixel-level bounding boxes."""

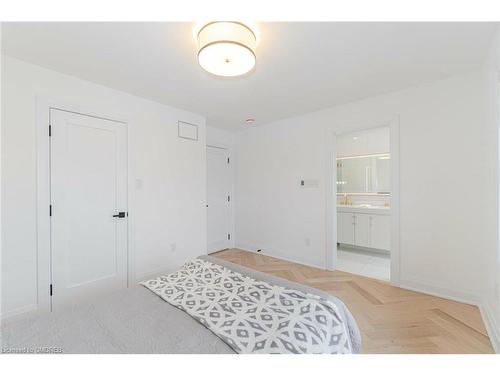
[
  {"left": 235, "top": 119, "right": 327, "bottom": 268},
  {"left": 481, "top": 26, "right": 500, "bottom": 352},
  {"left": 336, "top": 126, "right": 390, "bottom": 157},
  {"left": 1, "top": 56, "right": 207, "bottom": 318},
  {"left": 235, "top": 70, "right": 495, "bottom": 304},
  {"left": 0, "top": 24, "right": 3, "bottom": 325},
  {"left": 207, "top": 125, "right": 234, "bottom": 149}
]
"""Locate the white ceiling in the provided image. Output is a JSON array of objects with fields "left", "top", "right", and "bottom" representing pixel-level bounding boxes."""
[{"left": 2, "top": 22, "right": 497, "bottom": 131}]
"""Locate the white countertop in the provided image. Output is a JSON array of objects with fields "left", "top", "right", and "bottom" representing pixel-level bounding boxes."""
[{"left": 337, "top": 204, "right": 390, "bottom": 215}]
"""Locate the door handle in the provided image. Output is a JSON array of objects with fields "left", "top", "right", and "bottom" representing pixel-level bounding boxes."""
[{"left": 113, "top": 212, "right": 127, "bottom": 218}]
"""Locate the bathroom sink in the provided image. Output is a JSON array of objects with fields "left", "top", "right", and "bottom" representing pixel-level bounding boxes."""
[{"left": 337, "top": 203, "right": 390, "bottom": 210}]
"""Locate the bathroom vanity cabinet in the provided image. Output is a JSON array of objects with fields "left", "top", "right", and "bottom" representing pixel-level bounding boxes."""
[{"left": 337, "top": 206, "right": 390, "bottom": 252}]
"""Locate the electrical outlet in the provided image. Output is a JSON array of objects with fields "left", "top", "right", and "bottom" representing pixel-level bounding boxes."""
[
  {"left": 305, "top": 238, "right": 311, "bottom": 246},
  {"left": 170, "top": 243, "right": 177, "bottom": 252}
]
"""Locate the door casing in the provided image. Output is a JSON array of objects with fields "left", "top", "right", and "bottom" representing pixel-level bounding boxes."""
[
  {"left": 36, "top": 97, "right": 134, "bottom": 314},
  {"left": 206, "top": 145, "right": 233, "bottom": 254},
  {"left": 326, "top": 117, "right": 400, "bottom": 286}
]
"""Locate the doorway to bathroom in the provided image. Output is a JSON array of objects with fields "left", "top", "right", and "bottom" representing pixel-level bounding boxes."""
[{"left": 335, "top": 126, "right": 392, "bottom": 281}]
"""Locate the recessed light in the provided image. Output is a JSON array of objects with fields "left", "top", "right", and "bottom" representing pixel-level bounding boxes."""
[
  {"left": 353, "top": 136, "right": 359, "bottom": 140},
  {"left": 245, "top": 118, "right": 255, "bottom": 124}
]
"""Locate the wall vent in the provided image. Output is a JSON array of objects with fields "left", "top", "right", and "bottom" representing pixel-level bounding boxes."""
[{"left": 178, "top": 121, "right": 198, "bottom": 141}]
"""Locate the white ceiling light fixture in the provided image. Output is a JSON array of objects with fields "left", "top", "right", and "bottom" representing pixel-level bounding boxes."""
[{"left": 197, "top": 21, "right": 257, "bottom": 77}]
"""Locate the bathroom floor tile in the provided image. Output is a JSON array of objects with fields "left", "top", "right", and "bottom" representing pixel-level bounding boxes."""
[{"left": 336, "top": 247, "right": 390, "bottom": 281}]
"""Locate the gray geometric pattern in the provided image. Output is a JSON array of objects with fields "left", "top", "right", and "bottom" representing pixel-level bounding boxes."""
[{"left": 141, "top": 259, "right": 353, "bottom": 354}]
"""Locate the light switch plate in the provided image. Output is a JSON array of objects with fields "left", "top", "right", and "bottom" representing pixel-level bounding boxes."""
[{"left": 300, "top": 179, "right": 320, "bottom": 188}]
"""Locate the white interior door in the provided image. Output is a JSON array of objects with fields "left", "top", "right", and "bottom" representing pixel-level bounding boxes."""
[
  {"left": 207, "top": 146, "right": 231, "bottom": 254},
  {"left": 50, "top": 109, "right": 128, "bottom": 310}
]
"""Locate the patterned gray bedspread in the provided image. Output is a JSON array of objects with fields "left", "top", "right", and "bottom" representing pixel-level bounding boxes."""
[
  {"left": 1, "top": 255, "right": 360, "bottom": 354},
  {"left": 142, "top": 257, "right": 361, "bottom": 354}
]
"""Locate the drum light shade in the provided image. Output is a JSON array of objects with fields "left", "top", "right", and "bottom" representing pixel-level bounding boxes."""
[{"left": 197, "top": 22, "right": 256, "bottom": 77}]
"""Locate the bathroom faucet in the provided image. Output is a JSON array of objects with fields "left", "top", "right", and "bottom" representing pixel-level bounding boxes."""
[{"left": 342, "top": 193, "right": 350, "bottom": 205}]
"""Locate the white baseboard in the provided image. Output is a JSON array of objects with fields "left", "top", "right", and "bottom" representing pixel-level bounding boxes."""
[
  {"left": 0, "top": 303, "right": 38, "bottom": 323},
  {"left": 234, "top": 251, "right": 500, "bottom": 352},
  {"left": 479, "top": 300, "right": 500, "bottom": 353},
  {"left": 236, "top": 245, "right": 481, "bottom": 307},
  {"left": 399, "top": 278, "right": 478, "bottom": 306},
  {"left": 235, "top": 243, "right": 326, "bottom": 270},
  {"left": 395, "top": 280, "right": 499, "bottom": 353}
]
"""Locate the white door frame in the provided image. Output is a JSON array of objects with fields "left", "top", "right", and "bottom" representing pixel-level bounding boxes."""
[
  {"left": 325, "top": 117, "right": 401, "bottom": 286},
  {"left": 35, "top": 96, "right": 135, "bottom": 313},
  {"left": 206, "top": 144, "right": 234, "bottom": 252}
]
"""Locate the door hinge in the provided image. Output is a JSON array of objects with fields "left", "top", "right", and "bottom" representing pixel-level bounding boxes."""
[
  {"left": 227, "top": 157, "right": 230, "bottom": 164},
  {"left": 49, "top": 125, "right": 52, "bottom": 137},
  {"left": 49, "top": 205, "right": 52, "bottom": 217},
  {"left": 227, "top": 195, "right": 230, "bottom": 202},
  {"left": 228, "top": 234, "right": 231, "bottom": 240},
  {"left": 49, "top": 284, "right": 53, "bottom": 296}
]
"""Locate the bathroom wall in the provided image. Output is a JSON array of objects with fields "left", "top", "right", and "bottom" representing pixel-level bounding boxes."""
[
  {"left": 336, "top": 126, "right": 390, "bottom": 207},
  {"left": 336, "top": 126, "right": 390, "bottom": 157}
]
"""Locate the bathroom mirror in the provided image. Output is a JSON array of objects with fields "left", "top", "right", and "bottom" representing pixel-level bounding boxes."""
[{"left": 337, "top": 154, "right": 391, "bottom": 194}]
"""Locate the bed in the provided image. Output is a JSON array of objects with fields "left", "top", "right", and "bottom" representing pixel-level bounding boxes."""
[{"left": 1, "top": 255, "right": 361, "bottom": 354}]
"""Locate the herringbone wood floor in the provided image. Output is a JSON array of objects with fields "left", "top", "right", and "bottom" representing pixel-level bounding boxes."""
[{"left": 213, "top": 248, "right": 494, "bottom": 354}]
